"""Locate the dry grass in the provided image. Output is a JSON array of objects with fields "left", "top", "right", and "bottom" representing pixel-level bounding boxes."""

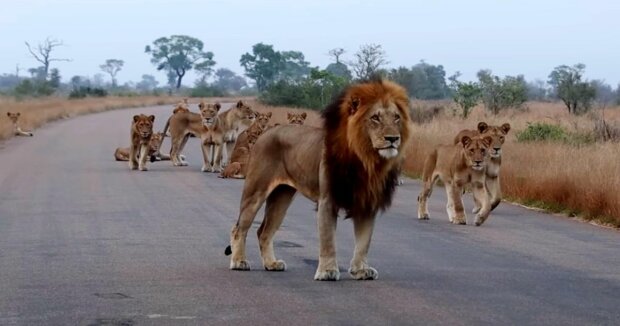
[
  {"left": 0, "top": 96, "right": 185, "bottom": 141},
  {"left": 256, "top": 100, "right": 620, "bottom": 227}
]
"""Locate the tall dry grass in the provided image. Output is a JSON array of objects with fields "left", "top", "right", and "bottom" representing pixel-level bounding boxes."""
[
  {"left": 0, "top": 96, "right": 184, "bottom": 141},
  {"left": 254, "top": 100, "right": 620, "bottom": 227}
]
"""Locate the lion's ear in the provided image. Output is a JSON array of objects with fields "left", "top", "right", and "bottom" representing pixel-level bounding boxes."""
[
  {"left": 16, "top": 112, "right": 20, "bottom": 117},
  {"left": 477, "top": 122, "right": 489, "bottom": 134},
  {"left": 6, "top": 112, "right": 11, "bottom": 117},
  {"left": 267, "top": 112, "right": 272, "bottom": 118},
  {"left": 461, "top": 136, "right": 472, "bottom": 148},
  {"left": 350, "top": 97, "right": 361, "bottom": 115},
  {"left": 301, "top": 112, "right": 307, "bottom": 119},
  {"left": 198, "top": 101, "right": 205, "bottom": 109},
  {"left": 236, "top": 100, "right": 243, "bottom": 108},
  {"left": 133, "top": 115, "right": 140, "bottom": 122},
  {"left": 287, "top": 112, "right": 292, "bottom": 119},
  {"left": 148, "top": 115, "right": 155, "bottom": 122},
  {"left": 215, "top": 102, "right": 221, "bottom": 111},
  {"left": 482, "top": 136, "right": 493, "bottom": 148},
  {"left": 501, "top": 123, "right": 511, "bottom": 134}
]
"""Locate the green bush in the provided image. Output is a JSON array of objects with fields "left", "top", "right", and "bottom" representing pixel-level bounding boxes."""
[
  {"left": 68, "top": 87, "right": 108, "bottom": 99},
  {"left": 516, "top": 122, "right": 594, "bottom": 145},
  {"left": 190, "top": 85, "right": 228, "bottom": 98},
  {"left": 14, "top": 79, "right": 55, "bottom": 98}
]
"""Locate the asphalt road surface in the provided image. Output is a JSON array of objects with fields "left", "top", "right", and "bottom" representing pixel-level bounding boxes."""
[{"left": 1, "top": 104, "right": 619, "bottom": 326}]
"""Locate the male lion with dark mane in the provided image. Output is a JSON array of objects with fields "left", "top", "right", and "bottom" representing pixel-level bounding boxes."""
[{"left": 225, "top": 79, "right": 411, "bottom": 281}]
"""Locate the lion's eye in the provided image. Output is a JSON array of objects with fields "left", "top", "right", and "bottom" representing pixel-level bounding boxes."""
[
  {"left": 370, "top": 115, "right": 380, "bottom": 122},
  {"left": 500, "top": 136, "right": 504, "bottom": 141},
  {"left": 470, "top": 149, "right": 475, "bottom": 154},
  {"left": 394, "top": 114, "right": 400, "bottom": 123},
  {"left": 481, "top": 149, "right": 486, "bottom": 155}
]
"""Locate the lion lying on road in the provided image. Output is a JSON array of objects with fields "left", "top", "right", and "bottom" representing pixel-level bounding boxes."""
[
  {"left": 6, "top": 112, "right": 33, "bottom": 137},
  {"left": 114, "top": 132, "right": 185, "bottom": 163},
  {"left": 225, "top": 79, "right": 411, "bottom": 281}
]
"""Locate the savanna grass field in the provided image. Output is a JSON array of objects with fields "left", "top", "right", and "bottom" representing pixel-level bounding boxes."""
[{"left": 251, "top": 99, "right": 620, "bottom": 228}]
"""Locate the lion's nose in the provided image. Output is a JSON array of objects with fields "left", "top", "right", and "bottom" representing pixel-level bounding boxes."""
[
  {"left": 493, "top": 147, "right": 501, "bottom": 151},
  {"left": 385, "top": 136, "right": 400, "bottom": 143}
]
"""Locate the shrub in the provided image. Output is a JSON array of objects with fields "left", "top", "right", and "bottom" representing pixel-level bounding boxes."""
[
  {"left": 190, "top": 85, "right": 228, "bottom": 98},
  {"left": 516, "top": 122, "right": 594, "bottom": 145},
  {"left": 68, "top": 87, "right": 108, "bottom": 99}
]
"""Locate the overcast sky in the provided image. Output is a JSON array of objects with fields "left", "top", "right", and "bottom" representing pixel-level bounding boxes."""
[{"left": 1, "top": 0, "right": 619, "bottom": 87}]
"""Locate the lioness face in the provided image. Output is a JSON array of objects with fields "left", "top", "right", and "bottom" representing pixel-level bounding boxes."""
[
  {"left": 461, "top": 135, "right": 492, "bottom": 171},
  {"left": 255, "top": 112, "right": 272, "bottom": 130},
  {"left": 199, "top": 102, "right": 221, "bottom": 128},
  {"left": 480, "top": 123, "right": 511, "bottom": 158},
  {"left": 232, "top": 100, "right": 255, "bottom": 121},
  {"left": 287, "top": 112, "right": 307, "bottom": 125},
  {"left": 149, "top": 132, "right": 164, "bottom": 152},
  {"left": 365, "top": 101, "right": 403, "bottom": 159},
  {"left": 7, "top": 112, "right": 20, "bottom": 124},
  {"left": 133, "top": 114, "right": 155, "bottom": 139}
]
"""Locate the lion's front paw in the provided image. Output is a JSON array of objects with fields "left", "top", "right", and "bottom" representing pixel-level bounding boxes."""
[
  {"left": 230, "top": 260, "right": 251, "bottom": 270},
  {"left": 201, "top": 165, "right": 213, "bottom": 172},
  {"left": 349, "top": 266, "right": 379, "bottom": 280},
  {"left": 452, "top": 216, "right": 467, "bottom": 225},
  {"left": 139, "top": 166, "right": 148, "bottom": 171},
  {"left": 474, "top": 215, "right": 488, "bottom": 227},
  {"left": 418, "top": 213, "right": 430, "bottom": 220},
  {"left": 264, "top": 260, "right": 287, "bottom": 271},
  {"left": 314, "top": 268, "right": 340, "bottom": 281}
]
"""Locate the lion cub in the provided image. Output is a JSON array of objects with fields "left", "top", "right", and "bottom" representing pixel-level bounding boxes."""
[
  {"left": 6, "top": 112, "right": 33, "bottom": 137},
  {"left": 454, "top": 122, "right": 511, "bottom": 213},
  {"left": 219, "top": 112, "right": 272, "bottom": 179},
  {"left": 129, "top": 114, "right": 155, "bottom": 171},
  {"left": 287, "top": 112, "right": 307, "bottom": 125},
  {"left": 417, "top": 135, "right": 493, "bottom": 226}
]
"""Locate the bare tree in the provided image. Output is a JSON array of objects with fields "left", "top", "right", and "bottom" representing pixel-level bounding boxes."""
[
  {"left": 350, "top": 44, "right": 388, "bottom": 80},
  {"left": 328, "top": 48, "right": 345, "bottom": 64},
  {"left": 24, "top": 37, "right": 71, "bottom": 80},
  {"left": 99, "top": 59, "right": 124, "bottom": 87}
]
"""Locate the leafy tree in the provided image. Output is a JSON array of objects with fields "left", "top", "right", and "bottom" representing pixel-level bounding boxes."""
[
  {"left": 145, "top": 35, "right": 215, "bottom": 89},
  {"left": 388, "top": 61, "right": 449, "bottom": 99},
  {"left": 589, "top": 79, "right": 614, "bottom": 107},
  {"left": 526, "top": 79, "right": 548, "bottom": 101},
  {"left": 548, "top": 64, "right": 596, "bottom": 114},
  {"left": 24, "top": 37, "right": 71, "bottom": 80},
  {"left": 350, "top": 43, "right": 388, "bottom": 80},
  {"left": 49, "top": 68, "right": 61, "bottom": 88},
  {"left": 477, "top": 70, "right": 527, "bottom": 114},
  {"left": 449, "top": 72, "right": 481, "bottom": 118},
  {"left": 213, "top": 68, "right": 247, "bottom": 92},
  {"left": 325, "top": 62, "right": 352, "bottom": 80},
  {"left": 240, "top": 43, "right": 310, "bottom": 91},
  {"left": 136, "top": 74, "right": 159, "bottom": 92},
  {"left": 99, "top": 59, "right": 124, "bottom": 87}
]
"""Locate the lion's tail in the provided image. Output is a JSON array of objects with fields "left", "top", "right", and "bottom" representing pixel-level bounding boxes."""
[
  {"left": 162, "top": 116, "right": 172, "bottom": 137},
  {"left": 224, "top": 245, "right": 232, "bottom": 256}
]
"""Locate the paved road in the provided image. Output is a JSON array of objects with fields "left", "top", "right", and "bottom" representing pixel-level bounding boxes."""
[{"left": 0, "top": 104, "right": 619, "bottom": 325}]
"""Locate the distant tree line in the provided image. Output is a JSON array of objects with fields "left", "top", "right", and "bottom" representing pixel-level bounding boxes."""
[{"left": 2, "top": 35, "right": 619, "bottom": 113}]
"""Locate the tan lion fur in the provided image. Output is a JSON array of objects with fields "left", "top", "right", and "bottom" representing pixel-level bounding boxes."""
[
  {"left": 6, "top": 112, "right": 33, "bottom": 137},
  {"left": 225, "top": 79, "right": 412, "bottom": 281},
  {"left": 129, "top": 114, "right": 155, "bottom": 171},
  {"left": 417, "top": 135, "right": 493, "bottom": 226},
  {"left": 219, "top": 112, "right": 272, "bottom": 179},
  {"left": 454, "top": 122, "right": 511, "bottom": 212}
]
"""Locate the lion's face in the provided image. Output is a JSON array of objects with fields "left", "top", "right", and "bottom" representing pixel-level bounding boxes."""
[
  {"left": 7, "top": 112, "right": 20, "bottom": 124},
  {"left": 199, "top": 101, "right": 221, "bottom": 128},
  {"left": 133, "top": 114, "right": 155, "bottom": 139},
  {"left": 461, "top": 135, "right": 492, "bottom": 171},
  {"left": 363, "top": 101, "right": 404, "bottom": 159},
  {"left": 287, "top": 112, "right": 307, "bottom": 125},
  {"left": 233, "top": 100, "right": 255, "bottom": 120},
  {"left": 478, "top": 122, "right": 510, "bottom": 158},
  {"left": 149, "top": 132, "right": 164, "bottom": 152},
  {"left": 255, "top": 112, "right": 272, "bottom": 130}
]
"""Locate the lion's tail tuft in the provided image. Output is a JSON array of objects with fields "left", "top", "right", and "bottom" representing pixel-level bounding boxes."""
[{"left": 224, "top": 245, "right": 232, "bottom": 256}]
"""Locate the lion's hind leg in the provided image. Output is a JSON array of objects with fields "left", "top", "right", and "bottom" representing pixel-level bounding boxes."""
[
  {"left": 228, "top": 188, "right": 270, "bottom": 271},
  {"left": 257, "top": 185, "right": 297, "bottom": 271},
  {"left": 417, "top": 173, "right": 438, "bottom": 220}
]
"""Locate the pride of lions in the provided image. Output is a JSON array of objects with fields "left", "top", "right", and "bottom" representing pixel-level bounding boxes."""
[{"left": 0, "top": 79, "right": 511, "bottom": 281}]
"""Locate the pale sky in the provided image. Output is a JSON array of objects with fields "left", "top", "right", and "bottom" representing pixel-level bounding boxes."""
[{"left": 1, "top": 0, "right": 619, "bottom": 87}]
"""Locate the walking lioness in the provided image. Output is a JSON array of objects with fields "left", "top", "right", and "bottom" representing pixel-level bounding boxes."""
[
  {"left": 417, "top": 135, "right": 493, "bottom": 226},
  {"left": 225, "top": 79, "right": 412, "bottom": 281}
]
